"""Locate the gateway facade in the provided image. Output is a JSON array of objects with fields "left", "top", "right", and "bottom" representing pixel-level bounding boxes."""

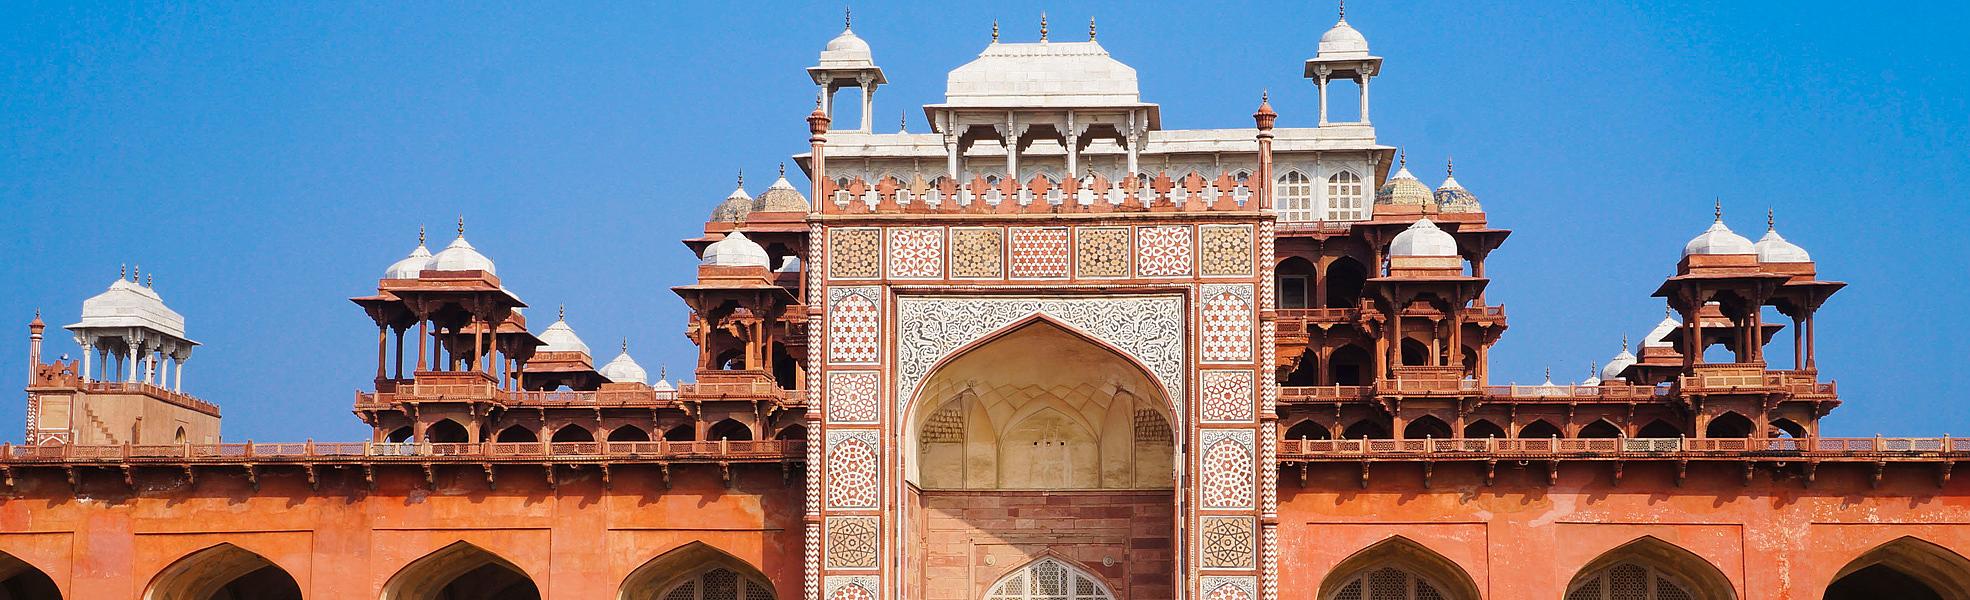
[{"left": 5, "top": 11, "right": 1968, "bottom": 600}]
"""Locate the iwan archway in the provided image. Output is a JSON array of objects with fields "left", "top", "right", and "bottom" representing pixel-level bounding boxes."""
[{"left": 904, "top": 319, "right": 1177, "bottom": 600}]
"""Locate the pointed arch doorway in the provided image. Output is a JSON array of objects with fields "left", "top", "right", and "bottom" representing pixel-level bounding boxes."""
[{"left": 903, "top": 319, "right": 1176, "bottom": 600}]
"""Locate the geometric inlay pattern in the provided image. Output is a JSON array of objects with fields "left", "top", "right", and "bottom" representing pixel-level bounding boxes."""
[
  {"left": 1200, "top": 429, "right": 1255, "bottom": 509},
  {"left": 1135, "top": 225, "right": 1194, "bottom": 277},
  {"left": 951, "top": 227, "right": 1006, "bottom": 279},
  {"left": 1200, "top": 370, "right": 1256, "bottom": 423},
  {"left": 825, "top": 516, "right": 879, "bottom": 569},
  {"left": 1009, "top": 227, "right": 1070, "bottom": 278},
  {"left": 1201, "top": 284, "right": 1254, "bottom": 363},
  {"left": 888, "top": 227, "right": 944, "bottom": 279},
  {"left": 1199, "top": 224, "right": 1254, "bottom": 276},
  {"left": 1075, "top": 227, "right": 1130, "bottom": 278},
  {"left": 1202, "top": 576, "right": 1258, "bottom": 600},
  {"left": 893, "top": 295, "right": 1186, "bottom": 421},
  {"left": 826, "top": 371, "right": 881, "bottom": 424},
  {"left": 828, "top": 228, "right": 881, "bottom": 279},
  {"left": 1200, "top": 516, "right": 1257, "bottom": 569},
  {"left": 825, "top": 576, "right": 879, "bottom": 600},
  {"left": 825, "top": 429, "right": 880, "bottom": 509},
  {"left": 826, "top": 287, "right": 881, "bottom": 364}
]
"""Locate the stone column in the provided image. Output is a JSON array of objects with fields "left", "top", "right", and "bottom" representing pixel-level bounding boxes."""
[{"left": 80, "top": 337, "right": 93, "bottom": 384}]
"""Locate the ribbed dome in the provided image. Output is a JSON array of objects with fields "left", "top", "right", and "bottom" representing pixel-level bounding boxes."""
[
  {"left": 1375, "top": 166, "right": 1433, "bottom": 206},
  {"left": 1318, "top": 19, "right": 1371, "bottom": 59},
  {"left": 753, "top": 170, "right": 810, "bottom": 212},
  {"left": 432, "top": 235, "right": 497, "bottom": 274},
  {"left": 1434, "top": 172, "right": 1482, "bottom": 213},
  {"left": 385, "top": 238, "right": 434, "bottom": 279},
  {"left": 1643, "top": 314, "right": 1681, "bottom": 348},
  {"left": 1756, "top": 228, "right": 1811, "bottom": 263},
  {"left": 537, "top": 316, "right": 590, "bottom": 355},
  {"left": 1682, "top": 220, "right": 1755, "bottom": 257},
  {"left": 1602, "top": 346, "right": 1638, "bottom": 380},
  {"left": 1389, "top": 218, "right": 1459, "bottom": 257},
  {"left": 701, "top": 231, "right": 772, "bottom": 268},
  {"left": 598, "top": 346, "right": 647, "bottom": 384},
  {"left": 709, "top": 182, "right": 755, "bottom": 222},
  {"left": 650, "top": 376, "right": 675, "bottom": 393},
  {"left": 73, "top": 276, "right": 189, "bottom": 340}
]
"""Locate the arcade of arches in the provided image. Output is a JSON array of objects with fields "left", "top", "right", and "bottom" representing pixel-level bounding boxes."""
[{"left": 906, "top": 321, "right": 1176, "bottom": 600}]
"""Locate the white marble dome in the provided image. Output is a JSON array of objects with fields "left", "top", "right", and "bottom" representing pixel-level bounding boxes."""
[
  {"left": 72, "top": 277, "right": 189, "bottom": 340},
  {"left": 701, "top": 231, "right": 771, "bottom": 268},
  {"left": 1756, "top": 228, "right": 1812, "bottom": 263},
  {"left": 1375, "top": 165, "right": 1433, "bottom": 206},
  {"left": 1643, "top": 314, "right": 1681, "bottom": 348},
  {"left": 385, "top": 240, "right": 434, "bottom": 279},
  {"left": 1318, "top": 19, "right": 1371, "bottom": 59},
  {"left": 598, "top": 348, "right": 647, "bottom": 384},
  {"left": 1389, "top": 218, "right": 1459, "bottom": 257},
  {"left": 432, "top": 235, "right": 497, "bottom": 274},
  {"left": 819, "top": 28, "right": 875, "bottom": 68},
  {"left": 1682, "top": 221, "right": 1755, "bottom": 257},
  {"left": 537, "top": 317, "right": 590, "bottom": 355},
  {"left": 1602, "top": 347, "right": 1638, "bottom": 381}
]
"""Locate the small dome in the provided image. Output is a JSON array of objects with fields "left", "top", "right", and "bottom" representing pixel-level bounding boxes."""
[
  {"left": 819, "top": 27, "right": 875, "bottom": 68},
  {"left": 1389, "top": 218, "right": 1460, "bottom": 258},
  {"left": 753, "top": 170, "right": 810, "bottom": 213},
  {"left": 701, "top": 231, "right": 772, "bottom": 268},
  {"left": 709, "top": 182, "right": 755, "bottom": 222},
  {"left": 1581, "top": 375, "right": 1602, "bottom": 386},
  {"left": 385, "top": 239, "right": 434, "bottom": 279},
  {"left": 1642, "top": 314, "right": 1681, "bottom": 348},
  {"left": 1755, "top": 228, "right": 1811, "bottom": 263},
  {"left": 537, "top": 315, "right": 590, "bottom": 355},
  {"left": 1682, "top": 220, "right": 1755, "bottom": 257},
  {"left": 431, "top": 235, "right": 497, "bottom": 274},
  {"left": 598, "top": 347, "right": 647, "bottom": 384},
  {"left": 1602, "top": 347, "right": 1638, "bottom": 381},
  {"left": 72, "top": 276, "right": 189, "bottom": 340},
  {"left": 650, "top": 377, "right": 675, "bottom": 393},
  {"left": 1318, "top": 19, "right": 1371, "bottom": 59},
  {"left": 1375, "top": 165, "right": 1433, "bottom": 206},
  {"left": 1434, "top": 169, "right": 1482, "bottom": 213}
]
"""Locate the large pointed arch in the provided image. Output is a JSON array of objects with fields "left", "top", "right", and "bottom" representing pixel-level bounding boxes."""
[
  {"left": 1565, "top": 536, "right": 1736, "bottom": 600},
  {"left": 904, "top": 317, "right": 1177, "bottom": 490},
  {"left": 380, "top": 541, "right": 538, "bottom": 600},
  {"left": 0, "top": 551, "right": 62, "bottom": 600},
  {"left": 1317, "top": 536, "right": 1480, "bottom": 600},
  {"left": 618, "top": 541, "right": 775, "bottom": 600},
  {"left": 143, "top": 543, "right": 300, "bottom": 600},
  {"left": 1826, "top": 536, "right": 1970, "bottom": 600}
]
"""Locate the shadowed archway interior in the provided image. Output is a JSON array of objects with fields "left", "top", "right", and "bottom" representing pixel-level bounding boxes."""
[
  {"left": 380, "top": 541, "right": 538, "bottom": 600},
  {"left": 1824, "top": 537, "right": 1970, "bottom": 600},
  {"left": 0, "top": 552, "right": 61, "bottom": 600},
  {"left": 617, "top": 542, "right": 775, "bottom": 600},
  {"left": 143, "top": 543, "right": 300, "bottom": 600},
  {"left": 1564, "top": 536, "right": 1737, "bottom": 600},
  {"left": 1317, "top": 536, "right": 1481, "bottom": 600}
]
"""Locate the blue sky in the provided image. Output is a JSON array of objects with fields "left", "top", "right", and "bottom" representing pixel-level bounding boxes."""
[{"left": 1, "top": 1, "right": 1965, "bottom": 441}]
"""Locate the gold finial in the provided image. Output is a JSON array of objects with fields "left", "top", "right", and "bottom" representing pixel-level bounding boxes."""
[
  {"left": 1767, "top": 207, "right": 1776, "bottom": 231},
  {"left": 992, "top": 20, "right": 999, "bottom": 43},
  {"left": 1040, "top": 13, "right": 1048, "bottom": 41},
  {"left": 1713, "top": 198, "right": 1723, "bottom": 222},
  {"left": 417, "top": 225, "right": 426, "bottom": 245},
  {"left": 1089, "top": 17, "right": 1097, "bottom": 41},
  {"left": 456, "top": 215, "right": 466, "bottom": 238},
  {"left": 558, "top": 304, "right": 566, "bottom": 321}
]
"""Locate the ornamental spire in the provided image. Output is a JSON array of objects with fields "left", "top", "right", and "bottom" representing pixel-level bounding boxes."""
[
  {"left": 1040, "top": 13, "right": 1048, "bottom": 41},
  {"left": 1767, "top": 207, "right": 1776, "bottom": 231},
  {"left": 417, "top": 225, "right": 426, "bottom": 245},
  {"left": 844, "top": 5, "right": 851, "bottom": 29},
  {"left": 1446, "top": 156, "right": 1455, "bottom": 176},
  {"left": 1339, "top": 0, "right": 1347, "bottom": 21},
  {"left": 1089, "top": 17, "right": 1096, "bottom": 41},
  {"left": 1622, "top": 335, "right": 1630, "bottom": 352},
  {"left": 457, "top": 215, "right": 466, "bottom": 238},
  {"left": 991, "top": 20, "right": 999, "bottom": 43},
  {"left": 1714, "top": 198, "right": 1723, "bottom": 223},
  {"left": 558, "top": 304, "right": 566, "bottom": 321}
]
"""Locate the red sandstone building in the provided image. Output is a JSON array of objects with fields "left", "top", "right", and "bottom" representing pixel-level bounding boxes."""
[{"left": 4, "top": 10, "right": 1967, "bottom": 600}]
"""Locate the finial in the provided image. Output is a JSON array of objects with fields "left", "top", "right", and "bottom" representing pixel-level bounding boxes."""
[
  {"left": 1713, "top": 198, "right": 1723, "bottom": 222},
  {"left": 1040, "top": 13, "right": 1048, "bottom": 41},
  {"left": 1339, "top": 0, "right": 1346, "bottom": 20},
  {"left": 621, "top": 337, "right": 629, "bottom": 353},
  {"left": 1544, "top": 366, "right": 1551, "bottom": 381},
  {"left": 146, "top": 274, "right": 153, "bottom": 288},
  {"left": 1767, "top": 208, "right": 1776, "bottom": 231},
  {"left": 132, "top": 264, "right": 140, "bottom": 282},
  {"left": 1622, "top": 334, "right": 1630, "bottom": 351},
  {"left": 659, "top": 364, "right": 668, "bottom": 380},
  {"left": 779, "top": 162, "right": 787, "bottom": 178},
  {"left": 120, "top": 264, "right": 126, "bottom": 280},
  {"left": 417, "top": 225, "right": 426, "bottom": 245},
  {"left": 457, "top": 215, "right": 466, "bottom": 238},
  {"left": 1089, "top": 17, "right": 1097, "bottom": 41},
  {"left": 558, "top": 304, "right": 566, "bottom": 321},
  {"left": 899, "top": 112, "right": 908, "bottom": 133},
  {"left": 1398, "top": 148, "right": 1406, "bottom": 168},
  {"left": 1590, "top": 362, "right": 1598, "bottom": 377},
  {"left": 992, "top": 20, "right": 999, "bottom": 43},
  {"left": 737, "top": 169, "right": 744, "bottom": 188},
  {"left": 1446, "top": 156, "right": 1454, "bottom": 176},
  {"left": 844, "top": 5, "right": 851, "bottom": 29},
  {"left": 1261, "top": 89, "right": 1269, "bottom": 104}
]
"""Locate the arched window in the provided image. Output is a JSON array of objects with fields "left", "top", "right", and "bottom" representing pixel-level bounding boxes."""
[
  {"left": 174, "top": 426, "right": 187, "bottom": 443},
  {"left": 1277, "top": 257, "right": 1316, "bottom": 310},
  {"left": 707, "top": 419, "right": 753, "bottom": 441},
  {"left": 1566, "top": 562, "right": 1697, "bottom": 600},
  {"left": 550, "top": 425, "right": 594, "bottom": 443},
  {"left": 657, "top": 566, "right": 774, "bottom": 600},
  {"left": 1705, "top": 412, "right": 1754, "bottom": 438},
  {"left": 1403, "top": 415, "right": 1453, "bottom": 440},
  {"left": 607, "top": 425, "right": 651, "bottom": 442},
  {"left": 427, "top": 419, "right": 469, "bottom": 444},
  {"left": 1328, "top": 566, "right": 1451, "bottom": 600},
  {"left": 832, "top": 177, "right": 852, "bottom": 206},
  {"left": 496, "top": 425, "right": 538, "bottom": 443},
  {"left": 1286, "top": 420, "right": 1332, "bottom": 441},
  {"left": 1233, "top": 170, "right": 1253, "bottom": 204},
  {"left": 1638, "top": 420, "right": 1684, "bottom": 438},
  {"left": 983, "top": 558, "right": 1114, "bottom": 600},
  {"left": 1277, "top": 171, "right": 1315, "bottom": 221},
  {"left": 1520, "top": 420, "right": 1563, "bottom": 439},
  {"left": 1579, "top": 420, "right": 1624, "bottom": 439},
  {"left": 1463, "top": 420, "right": 1506, "bottom": 439},
  {"left": 1327, "top": 171, "right": 1365, "bottom": 221}
]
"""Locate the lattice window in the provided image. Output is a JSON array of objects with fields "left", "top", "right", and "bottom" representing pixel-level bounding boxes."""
[
  {"left": 659, "top": 567, "right": 773, "bottom": 600},
  {"left": 984, "top": 558, "right": 1115, "bottom": 600},
  {"left": 1325, "top": 566, "right": 1449, "bottom": 600},
  {"left": 1233, "top": 170, "right": 1252, "bottom": 205},
  {"left": 1278, "top": 171, "right": 1315, "bottom": 222},
  {"left": 1327, "top": 171, "right": 1365, "bottom": 221},
  {"left": 1565, "top": 562, "right": 1697, "bottom": 600}
]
